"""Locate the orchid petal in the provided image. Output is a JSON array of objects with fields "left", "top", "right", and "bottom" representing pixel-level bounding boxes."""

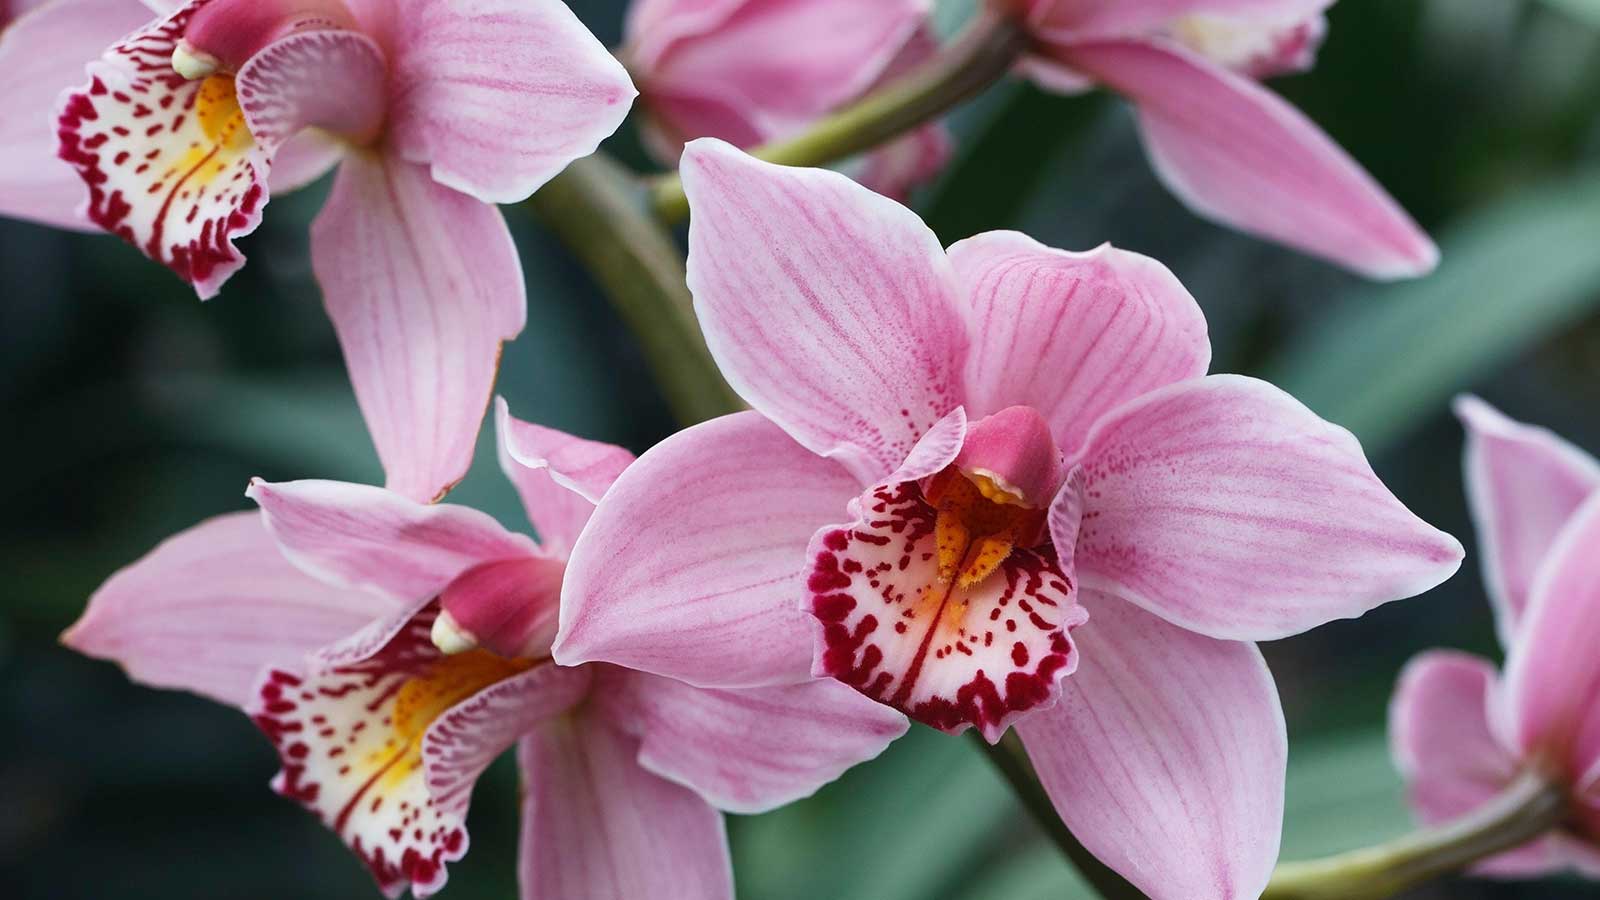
[
  {"left": 624, "top": 0, "right": 747, "bottom": 71},
  {"left": 1017, "top": 593, "right": 1285, "bottom": 900},
  {"left": 1071, "top": 374, "right": 1463, "bottom": 641},
  {"left": 234, "top": 29, "right": 386, "bottom": 153},
  {"left": 422, "top": 662, "right": 592, "bottom": 820},
  {"left": 1455, "top": 396, "right": 1600, "bottom": 648},
  {"left": 250, "top": 610, "right": 538, "bottom": 898},
  {"left": 857, "top": 124, "right": 953, "bottom": 202},
  {"left": 807, "top": 481, "right": 1088, "bottom": 742},
  {"left": 877, "top": 405, "right": 967, "bottom": 488},
  {"left": 681, "top": 138, "right": 967, "bottom": 484},
  {"left": 1506, "top": 494, "right": 1600, "bottom": 780},
  {"left": 266, "top": 129, "right": 343, "bottom": 192},
  {"left": 596, "top": 668, "right": 907, "bottom": 814},
  {"left": 56, "top": 1, "right": 268, "bottom": 296},
  {"left": 1049, "top": 38, "right": 1437, "bottom": 279},
  {"left": 0, "top": 0, "right": 152, "bottom": 230},
  {"left": 63, "top": 511, "right": 397, "bottom": 707},
  {"left": 555, "top": 412, "right": 857, "bottom": 689},
  {"left": 247, "top": 478, "right": 538, "bottom": 603},
  {"left": 384, "top": 0, "right": 635, "bottom": 204},
  {"left": 950, "top": 231, "right": 1211, "bottom": 457},
  {"left": 494, "top": 396, "right": 634, "bottom": 553},
  {"left": 311, "top": 152, "right": 526, "bottom": 503},
  {"left": 1387, "top": 650, "right": 1565, "bottom": 876},
  {"left": 518, "top": 717, "right": 732, "bottom": 900},
  {"left": 1030, "top": 0, "right": 1333, "bottom": 43},
  {"left": 1390, "top": 654, "right": 1517, "bottom": 816},
  {"left": 637, "top": 0, "right": 927, "bottom": 145}
]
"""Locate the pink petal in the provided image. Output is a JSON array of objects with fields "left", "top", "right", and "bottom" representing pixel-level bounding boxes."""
[
  {"left": 555, "top": 411, "right": 858, "bottom": 688},
  {"left": 56, "top": 1, "right": 269, "bottom": 297},
  {"left": 877, "top": 405, "right": 966, "bottom": 488},
  {"left": 1505, "top": 494, "right": 1600, "bottom": 781},
  {"left": 266, "top": 129, "right": 343, "bottom": 192},
  {"left": 594, "top": 668, "right": 907, "bottom": 814},
  {"left": 806, "top": 480, "right": 1088, "bottom": 742},
  {"left": 421, "top": 661, "right": 593, "bottom": 820},
  {"left": 495, "top": 396, "right": 635, "bottom": 554},
  {"left": 518, "top": 717, "right": 732, "bottom": 900},
  {"left": 234, "top": 28, "right": 386, "bottom": 154},
  {"left": 311, "top": 152, "right": 526, "bottom": 503},
  {"left": 247, "top": 478, "right": 538, "bottom": 602},
  {"left": 624, "top": 0, "right": 747, "bottom": 70},
  {"left": 1016, "top": 593, "right": 1285, "bottom": 900},
  {"left": 950, "top": 231, "right": 1211, "bottom": 457},
  {"left": 856, "top": 124, "right": 954, "bottom": 203},
  {"left": 1071, "top": 374, "right": 1463, "bottom": 640},
  {"left": 637, "top": 0, "right": 927, "bottom": 147},
  {"left": 1029, "top": 0, "right": 1332, "bottom": 41},
  {"left": 681, "top": 138, "right": 967, "bottom": 484},
  {"left": 0, "top": 0, "right": 152, "bottom": 230},
  {"left": 250, "top": 608, "right": 553, "bottom": 898},
  {"left": 1387, "top": 650, "right": 1565, "bottom": 876},
  {"left": 1048, "top": 38, "right": 1438, "bottom": 279},
  {"left": 62, "top": 511, "right": 397, "bottom": 707},
  {"left": 383, "top": 0, "right": 635, "bottom": 204},
  {"left": 1455, "top": 396, "right": 1600, "bottom": 647}
]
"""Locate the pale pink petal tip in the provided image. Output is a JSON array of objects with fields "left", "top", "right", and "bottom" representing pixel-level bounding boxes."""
[
  {"left": 385, "top": 0, "right": 636, "bottom": 203},
  {"left": 1072, "top": 375, "right": 1462, "bottom": 641},
  {"left": 62, "top": 511, "right": 397, "bottom": 708},
  {"left": 679, "top": 137, "right": 965, "bottom": 485}
]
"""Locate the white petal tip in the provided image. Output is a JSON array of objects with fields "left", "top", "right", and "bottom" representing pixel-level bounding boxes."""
[
  {"left": 172, "top": 41, "right": 219, "bottom": 80},
  {"left": 430, "top": 611, "right": 479, "bottom": 655}
]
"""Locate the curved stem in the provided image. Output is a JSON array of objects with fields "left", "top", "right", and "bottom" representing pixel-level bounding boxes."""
[
  {"left": 527, "top": 153, "right": 743, "bottom": 425},
  {"left": 1262, "top": 769, "right": 1567, "bottom": 900},
  {"left": 649, "top": 10, "right": 1030, "bottom": 223},
  {"left": 972, "top": 731, "right": 1150, "bottom": 900}
]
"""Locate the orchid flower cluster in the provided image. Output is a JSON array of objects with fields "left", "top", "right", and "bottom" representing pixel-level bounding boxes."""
[{"left": 1, "top": 0, "right": 1587, "bottom": 898}]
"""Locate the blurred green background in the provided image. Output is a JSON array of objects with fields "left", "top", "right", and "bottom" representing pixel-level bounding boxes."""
[{"left": 4, "top": 0, "right": 1600, "bottom": 897}]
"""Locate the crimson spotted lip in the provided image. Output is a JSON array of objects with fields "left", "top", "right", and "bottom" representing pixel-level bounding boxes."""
[{"left": 807, "top": 405, "right": 1090, "bottom": 741}]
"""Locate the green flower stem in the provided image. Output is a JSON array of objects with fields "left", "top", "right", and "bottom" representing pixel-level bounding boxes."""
[
  {"left": 528, "top": 152, "right": 742, "bottom": 425},
  {"left": 1263, "top": 769, "right": 1567, "bottom": 900},
  {"left": 977, "top": 727, "right": 1567, "bottom": 900},
  {"left": 648, "top": 9, "right": 1031, "bottom": 223},
  {"left": 972, "top": 731, "right": 1150, "bottom": 900}
]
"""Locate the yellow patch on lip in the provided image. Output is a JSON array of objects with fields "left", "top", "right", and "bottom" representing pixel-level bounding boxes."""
[
  {"left": 369, "top": 650, "right": 533, "bottom": 788},
  {"left": 926, "top": 467, "right": 1046, "bottom": 591},
  {"left": 170, "top": 74, "right": 254, "bottom": 187}
]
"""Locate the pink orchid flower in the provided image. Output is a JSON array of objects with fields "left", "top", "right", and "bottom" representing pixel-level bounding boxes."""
[
  {"left": 624, "top": 0, "right": 951, "bottom": 201},
  {"left": 1014, "top": 0, "right": 1438, "bottom": 280},
  {"left": 6, "top": 0, "right": 634, "bottom": 504},
  {"left": 65, "top": 398, "right": 906, "bottom": 899},
  {"left": 1390, "top": 396, "right": 1600, "bottom": 877},
  {"left": 552, "top": 139, "right": 1464, "bottom": 900}
]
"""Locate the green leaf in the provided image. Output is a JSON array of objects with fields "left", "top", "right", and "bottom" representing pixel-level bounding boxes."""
[
  {"left": 1260, "top": 168, "right": 1600, "bottom": 454},
  {"left": 1539, "top": 0, "right": 1600, "bottom": 28}
]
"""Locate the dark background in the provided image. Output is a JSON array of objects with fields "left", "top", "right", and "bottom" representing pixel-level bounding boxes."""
[{"left": 4, "top": 0, "right": 1600, "bottom": 897}]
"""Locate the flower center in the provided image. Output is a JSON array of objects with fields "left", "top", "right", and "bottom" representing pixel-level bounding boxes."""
[
  {"left": 1168, "top": 12, "right": 1321, "bottom": 78},
  {"left": 926, "top": 466, "right": 1047, "bottom": 591}
]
